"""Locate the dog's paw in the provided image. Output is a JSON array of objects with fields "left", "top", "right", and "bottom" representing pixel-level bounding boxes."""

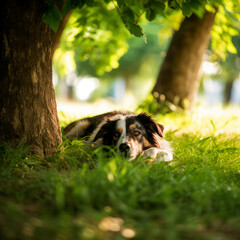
[{"left": 142, "top": 148, "right": 173, "bottom": 163}]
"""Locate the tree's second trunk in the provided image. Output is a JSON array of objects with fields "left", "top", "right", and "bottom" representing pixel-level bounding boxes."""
[
  {"left": 0, "top": 1, "right": 62, "bottom": 156},
  {"left": 52, "top": 10, "right": 73, "bottom": 53},
  {"left": 152, "top": 10, "right": 217, "bottom": 110},
  {"left": 224, "top": 80, "right": 234, "bottom": 104}
]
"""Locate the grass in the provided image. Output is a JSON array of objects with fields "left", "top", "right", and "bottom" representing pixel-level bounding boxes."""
[{"left": 1, "top": 106, "right": 240, "bottom": 240}]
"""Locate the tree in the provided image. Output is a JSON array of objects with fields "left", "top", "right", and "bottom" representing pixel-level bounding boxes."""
[
  {"left": 0, "top": 1, "right": 61, "bottom": 156},
  {"left": 1, "top": 0, "right": 239, "bottom": 156},
  {"left": 152, "top": 10, "right": 217, "bottom": 110},
  {"left": 151, "top": 3, "right": 240, "bottom": 110}
]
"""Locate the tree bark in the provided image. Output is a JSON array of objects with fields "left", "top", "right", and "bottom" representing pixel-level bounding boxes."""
[
  {"left": 0, "top": 0, "right": 62, "bottom": 156},
  {"left": 152, "top": 10, "right": 217, "bottom": 110}
]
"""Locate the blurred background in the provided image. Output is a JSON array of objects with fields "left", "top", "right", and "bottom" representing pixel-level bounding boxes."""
[{"left": 52, "top": 3, "right": 240, "bottom": 116}]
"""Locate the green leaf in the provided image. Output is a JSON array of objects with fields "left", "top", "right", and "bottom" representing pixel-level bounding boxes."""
[
  {"left": 128, "top": 23, "right": 143, "bottom": 37},
  {"left": 141, "top": 0, "right": 151, "bottom": 9},
  {"left": 85, "top": 0, "right": 94, "bottom": 7},
  {"left": 62, "top": 0, "right": 72, "bottom": 16},
  {"left": 116, "top": 0, "right": 124, "bottom": 8},
  {"left": 188, "top": 0, "right": 201, "bottom": 11},
  {"left": 169, "top": 0, "right": 179, "bottom": 9},
  {"left": 189, "top": 0, "right": 205, "bottom": 17},
  {"left": 122, "top": 7, "right": 135, "bottom": 23},
  {"left": 77, "top": 0, "right": 86, "bottom": 9},
  {"left": 62, "top": 0, "right": 85, "bottom": 13},
  {"left": 175, "top": 0, "right": 182, "bottom": 7},
  {"left": 43, "top": 3, "right": 62, "bottom": 32},
  {"left": 146, "top": 9, "right": 157, "bottom": 21},
  {"left": 182, "top": 3, "right": 193, "bottom": 17},
  {"left": 227, "top": 41, "right": 237, "bottom": 54},
  {"left": 151, "top": 1, "right": 165, "bottom": 16}
]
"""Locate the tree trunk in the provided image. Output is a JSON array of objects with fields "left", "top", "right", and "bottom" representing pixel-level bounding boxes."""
[
  {"left": 224, "top": 80, "right": 234, "bottom": 104},
  {"left": 0, "top": 1, "right": 62, "bottom": 157},
  {"left": 152, "top": 10, "right": 217, "bottom": 110}
]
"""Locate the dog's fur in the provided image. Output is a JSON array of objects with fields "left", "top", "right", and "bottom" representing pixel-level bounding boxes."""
[{"left": 63, "top": 111, "right": 173, "bottom": 162}]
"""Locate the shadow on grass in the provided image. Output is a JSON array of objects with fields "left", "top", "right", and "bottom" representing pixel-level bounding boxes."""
[{"left": 1, "top": 110, "right": 240, "bottom": 240}]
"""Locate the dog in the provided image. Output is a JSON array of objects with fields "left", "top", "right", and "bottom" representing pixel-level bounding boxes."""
[{"left": 63, "top": 111, "right": 173, "bottom": 162}]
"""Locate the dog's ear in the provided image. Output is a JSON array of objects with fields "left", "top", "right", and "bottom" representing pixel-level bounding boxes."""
[
  {"left": 137, "top": 112, "right": 164, "bottom": 138},
  {"left": 93, "top": 119, "right": 115, "bottom": 144},
  {"left": 93, "top": 121, "right": 109, "bottom": 142},
  {"left": 157, "top": 123, "right": 164, "bottom": 137}
]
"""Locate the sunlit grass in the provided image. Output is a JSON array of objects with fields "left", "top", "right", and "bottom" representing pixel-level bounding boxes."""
[{"left": 1, "top": 104, "right": 240, "bottom": 239}]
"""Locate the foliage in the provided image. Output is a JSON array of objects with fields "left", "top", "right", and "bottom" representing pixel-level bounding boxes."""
[
  {"left": 211, "top": 3, "right": 240, "bottom": 61},
  {"left": 47, "top": 0, "right": 240, "bottom": 79},
  {"left": 210, "top": 33, "right": 240, "bottom": 84},
  {"left": 137, "top": 94, "right": 190, "bottom": 114},
  {"left": 43, "top": 1, "right": 63, "bottom": 32},
  {"left": 108, "top": 11, "right": 183, "bottom": 78},
  {"left": 43, "top": 0, "right": 212, "bottom": 37},
  {"left": 53, "top": 0, "right": 129, "bottom": 76},
  {"left": 54, "top": 7, "right": 184, "bottom": 80},
  {"left": 1, "top": 108, "right": 240, "bottom": 239}
]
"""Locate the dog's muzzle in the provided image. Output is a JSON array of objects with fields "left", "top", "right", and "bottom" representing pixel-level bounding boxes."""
[{"left": 119, "top": 143, "right": 131, "bottom": 158}]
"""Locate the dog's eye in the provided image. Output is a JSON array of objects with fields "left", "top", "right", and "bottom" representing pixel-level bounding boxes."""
[{"left": 134, "top": 130, "right": 141, "bottom": 136}]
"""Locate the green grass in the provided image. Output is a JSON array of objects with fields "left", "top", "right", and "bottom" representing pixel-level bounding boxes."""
[{"left": 1, "top": 107, "right": 240, "bottom": 240}]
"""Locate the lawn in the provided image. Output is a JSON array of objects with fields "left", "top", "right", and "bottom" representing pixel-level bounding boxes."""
[{"left": 0, "top": 106, "right": 240, "bottom": 240}]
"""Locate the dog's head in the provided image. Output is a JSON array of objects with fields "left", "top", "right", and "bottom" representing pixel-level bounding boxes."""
[{"left": 92, "top": 113, "right": 164, "bottom": 160}]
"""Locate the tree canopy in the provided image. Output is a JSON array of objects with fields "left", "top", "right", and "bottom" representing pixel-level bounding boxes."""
[
  {"left": 53, "top": 1, "right": 129, "bottom": 76},
  {"left": 44, "top": 0, "right": 240, "bottom": 78}
]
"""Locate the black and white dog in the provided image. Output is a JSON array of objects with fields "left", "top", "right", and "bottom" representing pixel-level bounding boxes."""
[{"left": 63, "top": 111, "right": 173, "bottom": 162}]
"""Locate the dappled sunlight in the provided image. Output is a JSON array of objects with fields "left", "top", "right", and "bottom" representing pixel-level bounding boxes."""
[
  {"left": 202, "top": 61, "right": 220, "bottom": 75},
  {"left": 98, "top": 216, "right": 136, "bottom": 238},
  {"left": 160, "top": 104, "right": 240, "bottom": 137},
  {"left": 53, "top": 49, "right": 76, "bottom": 77},
  {"left": 121, "top": 228, "right": 136, "bottom": 238},
  {"left": 98, "top": 217, "right": 123, "bottom": 232}
]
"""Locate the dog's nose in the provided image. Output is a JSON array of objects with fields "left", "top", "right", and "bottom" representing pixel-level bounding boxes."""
[{"left": 119, "top": 143, "right": 130, "bottom": 153}]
